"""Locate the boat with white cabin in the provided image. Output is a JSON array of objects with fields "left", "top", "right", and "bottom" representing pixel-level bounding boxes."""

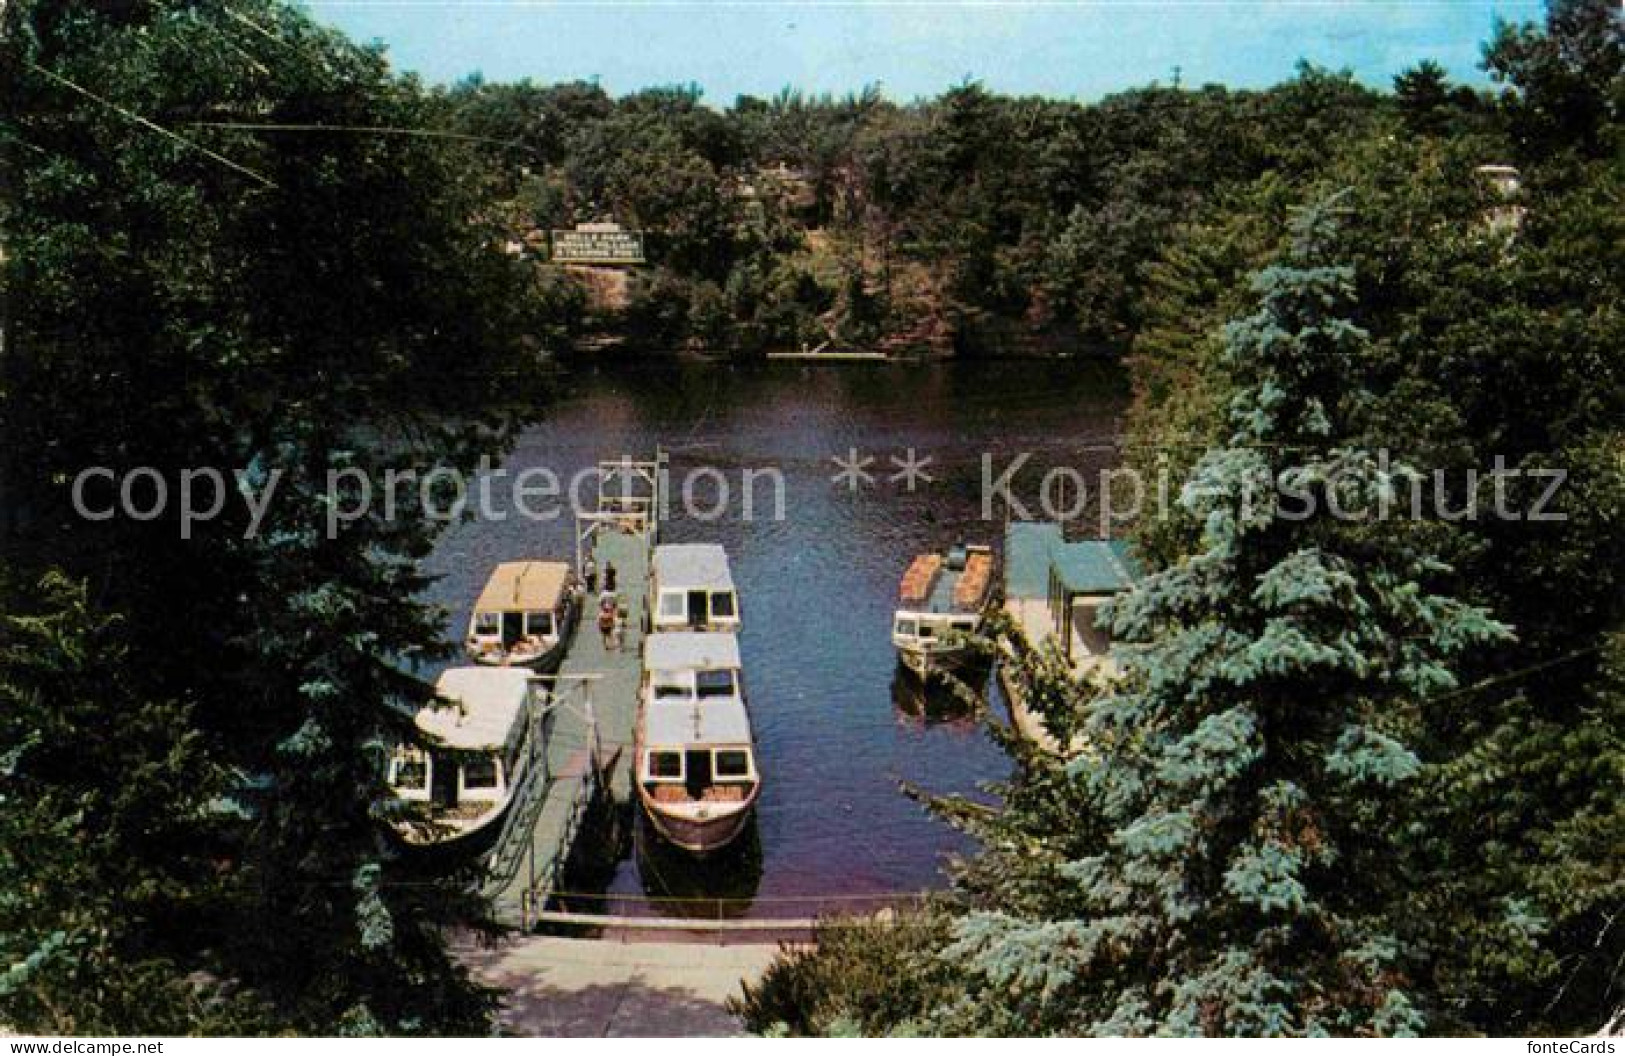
[
  {"left": 635, "top": 631, "right": 760, "bottom": 854},
  {"left": 465, "top": 560, "right": 579, "bottom": 670},
  {"left": 387, "top": 666, "right": 535, "bottom": 850},
  {"left": 649, "top": 544, "right": 741, "bottom": 632},
  {"left": 891, "top": 543, "right": 996, "bottom": 680}
]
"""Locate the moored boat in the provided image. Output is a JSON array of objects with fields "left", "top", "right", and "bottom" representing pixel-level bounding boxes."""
[
  {"left": 891, "top": 542, "right": 995, "bottom": 680},
  {"left": 465, "top": 560, "right": 579, "bottom": 669},
  {"left": 635, "top": 631, "right": 760, "bottom": 854},
  {"left": 387, "top": 666, "right": 535, "bottom": 850},
  {"left": 649, "top": 544, "right": 740, "bottom": 632}
]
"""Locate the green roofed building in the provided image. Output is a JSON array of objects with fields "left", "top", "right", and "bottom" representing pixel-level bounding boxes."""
[{"left": 1004, "top": 521, "right": 1142, "bottom": 667}]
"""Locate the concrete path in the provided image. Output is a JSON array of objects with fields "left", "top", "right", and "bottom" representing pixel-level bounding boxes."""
[
  {"left": 484, "top": 523, "right": 653, "bottom": 925},
  {"left": 459, "top": 936, "right": 780, "bottom": 1037}
]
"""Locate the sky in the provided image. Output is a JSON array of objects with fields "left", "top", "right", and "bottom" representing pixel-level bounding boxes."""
[{"left": 304, "top": 0, "right": 1548, "bottom": 104}]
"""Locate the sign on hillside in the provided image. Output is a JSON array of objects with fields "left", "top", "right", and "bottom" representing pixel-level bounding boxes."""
[{"left": 550, "top": 224, "right": 646, "bottom": 265}]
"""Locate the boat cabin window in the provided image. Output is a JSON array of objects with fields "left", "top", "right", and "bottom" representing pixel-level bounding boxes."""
[
  {"left": 895, "top": 617, "right": 917, "bottom": 637},
  {"left": 917, "top": 624, "right": 936, "bottom": 639},
  {"left": 473, "top": 611, "right": 500, "bottom": 636},
  {"left": 501, "top": 611, "right": 524, "bottom": 644},
  {"left": 710, "top": 592, "right": 737, "bottom": 620},
  {"left": 952, "top": 619, "right": 977, "bottom": 633},
  {"left": 647, "top": 750, "right": 683, "bottom": 780},
  {"left": 461, "top": 755, "right": 502, "bottom": 798},
  {"left": 715, "top": 749, "right": 752, "bottom": 779},
  {"left": 658, "top": 591, "right": 686, "bottom": 621},
  {"left": 524, "top": 610, "right": 553, "bottom": 637},
  {"left": 686, "top": 590, "right": 709, "bottom": 626},
  {"left": 389, "top": 748, "right": 429, "bottom": 795},
  {"left": 695, "top": 669, "right": 736, "bottom": 699},
  {"left": 653, "top": 679, "right": 692, "bottom": 702}
]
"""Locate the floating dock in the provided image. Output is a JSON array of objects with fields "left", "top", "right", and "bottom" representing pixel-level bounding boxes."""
[
  {"left": 996, "top": 522, "right": 1143, "bottom": 755},
  {"left": 482, "top": 456, "right": 664, "bottom": 928}
]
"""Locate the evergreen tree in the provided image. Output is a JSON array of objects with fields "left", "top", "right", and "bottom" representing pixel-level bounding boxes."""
[
  {"left": 1484, "top": 0, "right": 1623, "bottom": 160},
  {"left": 932, "top": 199, "right": 1509, "bottom": 1035},
  {"left": 0, "top": 575, "right": 273, "bottom": 1033},
  {"left": 1394, "top": 61, "right": 1455, "bottom": 136},
  {"left": 2, "top": 0, "right": 531, "bottom": 1033}
]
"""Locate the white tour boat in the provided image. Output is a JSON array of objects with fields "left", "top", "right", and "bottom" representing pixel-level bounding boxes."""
[
  {"left": 388, "top": 666, "right": 535, "bottom": 849},
  {"left": 891, "top": 543, "right": 996, "bottom": 680},
  {"left": 465, "top": 560, "right": 579, "bottom": 670},
  {"left": 635, "top": 631, "right": 760, "bottom": 854},
  {"left": 649, "top": 544, "right": 741, "bottom": 632}
]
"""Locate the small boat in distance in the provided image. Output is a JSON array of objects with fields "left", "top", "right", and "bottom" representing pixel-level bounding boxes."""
[
  {"left": 465, "top": 560, "right": 579, "bottom": 670},
  {"left": 388, "top": 666, "right": 535, "bottom": 850},
  {"left": 635, "top": 631, "right": 760, "bottom": 854},
  {"left": 650, "top": 544, "right": 741, "bottom": 632},
  {"left": 892, "top": 543, "right": 996, "bottom": 680}
]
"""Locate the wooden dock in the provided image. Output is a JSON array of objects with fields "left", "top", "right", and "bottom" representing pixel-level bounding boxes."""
[{"left": 482, "top": 456, "right": 664, "bottom": 929}]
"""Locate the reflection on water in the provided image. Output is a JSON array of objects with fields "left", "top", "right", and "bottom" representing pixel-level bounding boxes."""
[
  {"left": 889, "top": 664, "right": 990, "bottom": 730},
  {"left": 425, "top": 357, "right": 1129, "bottom": 908},
  {"left": 631, "top": 813, "right": 765, "bottom": 918}
]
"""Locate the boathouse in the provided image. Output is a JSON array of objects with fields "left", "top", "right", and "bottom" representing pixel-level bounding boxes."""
[{"left": 1003, "top": 521, "right": 1142, "bottom": 670}]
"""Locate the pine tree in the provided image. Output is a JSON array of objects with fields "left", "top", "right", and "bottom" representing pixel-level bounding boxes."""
[
  {"left": 0, "top": 575, "right": 273, "bottom": 1033},
  {"left": 1, "top": 0, "right": 530, "bottom": 1033},
  {"left": 935, "top": 199, "right": 1510, "bottom": 1036}
]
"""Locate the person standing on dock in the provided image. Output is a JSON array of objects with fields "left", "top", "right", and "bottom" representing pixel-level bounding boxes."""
[
  {"left": 612, "top": 602, "right": 628, "bottom": 652},
  {"left": 583, "top": 553, "right": 598, "bottom": 594},
  {"left": 604, "top": 561, "right": 618, "bottom": 593},
  {"left": 597, "top": 597, "right": 616, "bottom": 650}
]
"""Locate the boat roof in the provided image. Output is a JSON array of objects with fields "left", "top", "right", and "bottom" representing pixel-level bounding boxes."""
[
  {"left": 899, "top": 548, "right": 992, "bottom": 614},
  {"left": 474, "top": 560, "right": 572, "bottom": 612},
  {"left": 1005, "top": 522, "right": 1142, "bottom": 599},
  {"left": 651, "top": 543, "right": 735, "bottom": 592},
  {"left": 644, "top": 694, "right": 752, "bottom": 747},
  {"left": 645, "top": 631, "right": 742, "bottom": 672},
  {"left": 416, "top": 667, "right": 531, "bottom": 750},
  {"left": 899, "top": 554, "right": 942, "bottom": 605}
]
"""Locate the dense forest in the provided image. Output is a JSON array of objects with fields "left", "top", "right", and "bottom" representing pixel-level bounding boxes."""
[{"left": 1, "top": 0, "right": 1621, "bottom": 1038}]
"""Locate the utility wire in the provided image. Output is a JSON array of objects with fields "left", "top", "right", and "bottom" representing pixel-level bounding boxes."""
[
  {"left": 1427, "top": 644, "right": 1606, "bottom": 705},
  {"left": 26, "top": 61, "right": 277, "bottom": 189},
  {"left": 184, "top": 120, "right": 534, "bottom": 154}
]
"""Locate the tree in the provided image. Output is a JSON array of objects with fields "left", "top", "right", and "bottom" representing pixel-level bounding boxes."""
[
  {"left": 1484, "top": 0, "right": 1624, "bottom": 159},
  {"left": 0, "top": 575, "right": 272, "bottom": 1033},
  {"left": 932, "top": 200, "right": 1508, "bottom": 1035},
  {"left": 1394, "top": 61, "right": 1454, "bottom": 135},
  {"left": 2, "top": 0, "right": 532, "bottom": 1033}
]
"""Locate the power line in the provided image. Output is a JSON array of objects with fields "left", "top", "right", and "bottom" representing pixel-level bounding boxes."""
[
  {"left": 25, "top": 61, "right": 277, "bottom": 189},
  {"left": 1427, "top": 644, "right": 1606, "bottom": 705},
  {"left": 184, "top": 120, "right": 533, "bottom": 153}
]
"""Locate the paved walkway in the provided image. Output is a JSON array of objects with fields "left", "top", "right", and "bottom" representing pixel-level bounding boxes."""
[
  {"left": 555, "top": 525, "right": 649, "bottom": 805},
  {"left": 459, "top": 936, "right": 780, "bottom": 1037},
  {"left": 484, "top": 523, "right": 651, "bottom": 925}
]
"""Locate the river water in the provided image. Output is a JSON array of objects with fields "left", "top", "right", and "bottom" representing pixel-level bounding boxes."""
[{"left": 425, "top": 357, "right": 1129, "bottom": 907}]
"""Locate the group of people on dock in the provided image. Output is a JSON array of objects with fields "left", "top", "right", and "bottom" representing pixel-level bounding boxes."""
[{"left": 582, "top": 553, "right": 628, "bottom": 652}]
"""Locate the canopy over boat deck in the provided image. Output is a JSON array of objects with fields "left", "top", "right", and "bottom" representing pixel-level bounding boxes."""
[
  {"left": 650, "top": 544, "right": 740, "bottom": 631},
  {"left": 475, "top": 561, "right": 573, "bottom": 613},
  {"left": 418, "top": 667, "right": 533, "bottom": 751},
  {"left": 645, "top": 631, "right": 742, "bottom": 673},
  {"left": 651, "top": 544, "right": 735, "bottom": 592}
]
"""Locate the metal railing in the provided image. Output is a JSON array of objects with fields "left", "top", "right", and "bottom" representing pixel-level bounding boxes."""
[{"left": 481, "top": 701, "right": 557, "bottom": 902}]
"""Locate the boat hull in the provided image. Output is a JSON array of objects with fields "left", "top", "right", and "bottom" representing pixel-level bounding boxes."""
[
  {"left": 895, "top": 642, "right": 979, "bottom": 681},
  {"left": 468, "top": 636, "right": 567, "bottom": 673},
  {"left": 466, "top": 601, "right": 579, "bottom": 672},
  {"left": 640, "top": 798, "right": 755, "bottom": 855},
  {"left": 388, "top": 797, "right": 510, "bottom": 859}
]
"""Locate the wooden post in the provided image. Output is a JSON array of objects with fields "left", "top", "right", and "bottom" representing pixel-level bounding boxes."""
[{"left": 584, "top": 682, "right": 600, "bottom": 774}]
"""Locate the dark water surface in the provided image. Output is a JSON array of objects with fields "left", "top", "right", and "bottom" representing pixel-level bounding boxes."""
[{"left": 425, "top": 358, "right": 1129, "bottom": 905}]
